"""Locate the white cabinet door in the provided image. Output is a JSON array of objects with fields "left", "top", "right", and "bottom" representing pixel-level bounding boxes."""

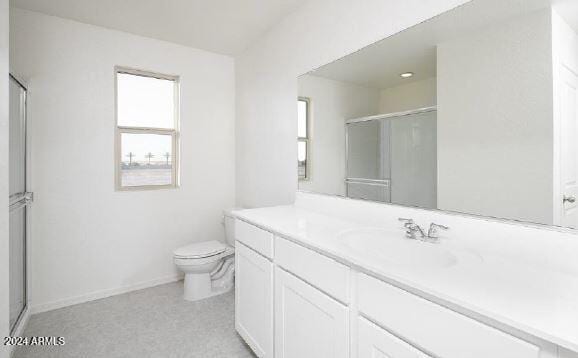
[
  {"left": 275, "top": 267, "right": 349, "bottom": 358},
  {"left": 358, "top": 317, "right": 425, "bottom": 358},
  {"left": 235, "top": 242, "right": 274, "bottom": 357}
]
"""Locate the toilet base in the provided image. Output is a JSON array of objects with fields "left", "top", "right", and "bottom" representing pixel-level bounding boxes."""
[{"left": 183, "top": 271, "right": 234, "bottom": 302}]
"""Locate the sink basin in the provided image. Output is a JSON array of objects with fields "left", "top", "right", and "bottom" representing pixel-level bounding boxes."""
[{"left": 337, "top": 227, "right": 480, "bottom": 269}]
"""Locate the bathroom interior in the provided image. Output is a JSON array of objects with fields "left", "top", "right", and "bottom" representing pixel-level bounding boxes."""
[{"left": 2, "top": 0, "right": 578, "bottom": 357}]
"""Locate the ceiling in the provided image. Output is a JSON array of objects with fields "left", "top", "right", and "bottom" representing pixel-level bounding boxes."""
[
  {"left": 308, "top": 0, "right": 554, "bottom": 90},
  {"left": 10, "top": 0, "right": 308, "bottom": 56}
]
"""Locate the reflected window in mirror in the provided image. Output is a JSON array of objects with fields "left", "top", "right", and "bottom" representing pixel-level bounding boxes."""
[{"left": 298, "top": 97, "right": 310, "bottom": 180}]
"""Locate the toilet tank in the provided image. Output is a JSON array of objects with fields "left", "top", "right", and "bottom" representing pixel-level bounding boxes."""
[{"left": 223, "top": 209, "right": 238, "bottom": 247}]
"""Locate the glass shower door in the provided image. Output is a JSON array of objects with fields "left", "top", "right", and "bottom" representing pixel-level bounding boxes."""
[
  {"left": 9, "top": 75, "right": 29, "bottom": 332},
  {"left": 345, "top": 108, "right": 437, "bottom": 206},
  {"left": 345, "top": 119, "right": 391, "bottom": 202}
]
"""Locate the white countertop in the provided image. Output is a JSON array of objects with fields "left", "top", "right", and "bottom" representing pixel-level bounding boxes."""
[{"left": 234, "top": 205, "right": 578, "bottom": 353}]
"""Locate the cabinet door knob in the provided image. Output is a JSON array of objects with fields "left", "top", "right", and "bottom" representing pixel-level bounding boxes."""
[{"left": 564, "top": 195, "right": 576, "bottom": 204}]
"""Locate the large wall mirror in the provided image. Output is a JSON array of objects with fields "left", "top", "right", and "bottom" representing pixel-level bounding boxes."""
[{"left": 297, "top": 0, "right": 578, "bottom": 229}]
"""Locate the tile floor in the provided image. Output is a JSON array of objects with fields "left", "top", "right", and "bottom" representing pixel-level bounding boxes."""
[{"left": 13, "top": 281, "right": 255, "bottom": 358}]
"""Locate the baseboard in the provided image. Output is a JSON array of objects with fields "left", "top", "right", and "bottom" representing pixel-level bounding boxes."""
[{"left": 30, "top": 274, "right": 183, "bottom": 314}]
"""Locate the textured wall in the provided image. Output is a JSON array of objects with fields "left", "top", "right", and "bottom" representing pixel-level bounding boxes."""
[{"left": 10, "top": 9, "right": 236, "bottom": 311}]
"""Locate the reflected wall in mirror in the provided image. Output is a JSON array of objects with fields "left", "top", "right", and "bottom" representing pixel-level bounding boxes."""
[{"left": 297, "top": 0, "right": 578, "bottom": 229}]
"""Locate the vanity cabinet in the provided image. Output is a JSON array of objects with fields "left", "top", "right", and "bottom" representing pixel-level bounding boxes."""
[
  {"left": 235, "top": 242, "right": 274, "bottom": 358},
  {"left": 234, "top": 218, "right": 572, "bottom": 358},
  {"left": 357, "top": 317, "right": 430, "bottom": 358},
  {"left": 274, "top": 267, "right": 349, "bottom": 358}
]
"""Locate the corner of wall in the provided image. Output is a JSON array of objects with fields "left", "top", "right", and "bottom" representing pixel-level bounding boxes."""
[{"left": 0, "top": 0, "right": 10, "bottom": 356}]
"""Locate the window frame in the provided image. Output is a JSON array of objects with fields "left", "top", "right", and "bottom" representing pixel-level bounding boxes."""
[
  {"left": 298, "top": 96, "right": 311, "bottom": 181},
  {"left": 114, "top": 66, "right": 180, "bottom": 191}
]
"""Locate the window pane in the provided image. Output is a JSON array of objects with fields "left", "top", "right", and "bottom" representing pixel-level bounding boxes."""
[
  {"left": 117, "top": 73, "right": 175, "bottom": 129},
  {"left": 298, "top": 141, "right": 307, "bottom": 179},
  {"left": 120, "top": 132, "right": 173, "bottom": 187},
  {"left": 298, "top": 100, "right": 308, "bottom": 138}
]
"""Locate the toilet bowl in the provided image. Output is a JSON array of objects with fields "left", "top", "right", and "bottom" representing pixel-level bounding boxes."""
[{"left": 173, "top": 209, "right": 237, "bottom": 301}]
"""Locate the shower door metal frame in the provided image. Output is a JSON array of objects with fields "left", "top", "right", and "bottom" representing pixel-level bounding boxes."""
[{"left": 9, "top": 73, "right": 30, "bottom": 335}]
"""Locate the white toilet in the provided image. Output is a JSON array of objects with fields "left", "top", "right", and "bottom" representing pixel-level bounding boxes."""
[{"left": 173, "top": 210, "right": 236, "bottom": 301}]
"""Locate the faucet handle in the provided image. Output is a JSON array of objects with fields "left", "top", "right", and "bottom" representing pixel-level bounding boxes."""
[
  {"left": 405, "top": 229, "right": 418, "bottom": 240},
  {"left": 405, "top": 222, "right": 427, "bottom": 240},
  {"left": 428, "top": 223, "right": 449, "bottom": 239},
  {"left": 398, "top": 217, "right": 414, "bottom": 228}
]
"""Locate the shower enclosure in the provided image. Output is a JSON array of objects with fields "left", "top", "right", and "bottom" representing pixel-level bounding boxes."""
[
  {"left": 345, "top": 107, "right": 437, "bottom": 209},
  {"left": 9, "top": 74, "right": 30, "bottom": 333}
]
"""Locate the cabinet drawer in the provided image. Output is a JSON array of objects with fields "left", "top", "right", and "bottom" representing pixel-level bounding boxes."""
[
  {"left": 358, "top": 317, "right": 428, "bottom": 358},
  {"left": 235, "top": 220, "right": 274, "bottom": 259},
  {"left": 358, "top": 274, "right": 540, "bottom": 358},
  {"left": 275, "top": 237, "right": 350, "bottom": 303}
]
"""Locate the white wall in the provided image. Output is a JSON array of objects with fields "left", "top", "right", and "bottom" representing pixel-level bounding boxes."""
[
  {"left": 10, "top": 9, "right": 236, "bottom": 311},
  {"left": 235, "top": 0, "right": 471, "bottom": 209},
  {"left": 1, "top": 0, "right": 9, "bottom": 355},
  {"left": 379, "top": 77, "right": 437, "bottom": 114},
  {"left": 298, "top": 74, "right": 379, "bottom": 196},
  {"left": 437, "top": 9, "right": 554, "bottom": 225}
]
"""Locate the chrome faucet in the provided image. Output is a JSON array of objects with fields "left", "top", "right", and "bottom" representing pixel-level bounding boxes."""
[
  {"left": 398, "top": 218, "right": 425, "bottom": 240},
  {"left": 427, "top": 223, "right": 449, "bottom": 240},
  {"left": 398, "top": 218, "right": 449, "bottom": 243}
]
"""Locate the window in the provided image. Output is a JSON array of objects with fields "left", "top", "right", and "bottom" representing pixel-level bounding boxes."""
[
  {"left": 115, "top": 67, "right": 179, "bottom": 190},
  {"left": 298, "top": 97, "right": 310, "bottom": 180}
]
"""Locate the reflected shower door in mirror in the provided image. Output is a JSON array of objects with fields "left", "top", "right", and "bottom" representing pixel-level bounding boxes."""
[
  {"left": 346, "top": 109, "right": 436, "bottom": 209},
  {"left": 297, "top": 0, "right": 578, "bottom": 229}
]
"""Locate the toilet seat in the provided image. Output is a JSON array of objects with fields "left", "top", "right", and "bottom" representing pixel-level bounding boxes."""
[{"left": 173, "top": 240, "right": 226, "bottom": 259}]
